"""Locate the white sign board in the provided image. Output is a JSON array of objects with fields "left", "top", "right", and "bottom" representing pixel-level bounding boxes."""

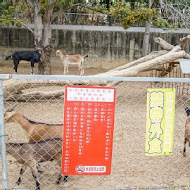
[{"left": 179, "top": 59, "right": 190, "bottom": 74}]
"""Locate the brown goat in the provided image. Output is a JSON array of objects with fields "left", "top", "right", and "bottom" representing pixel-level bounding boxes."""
[
  {"left": 5, "top": 110, "right": 62, "bottom": 142},
  {"left": 183, "top": 115, "right": 190, "bottom": 156},
  {"left": 56, "top": 49, "right": 88, "bottom": 76},
  {"left": 6, "top": 138, "right": 68, "bottom": 190}
]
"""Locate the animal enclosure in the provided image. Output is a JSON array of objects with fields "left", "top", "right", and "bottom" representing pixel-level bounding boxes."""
[{"left": 1, "top": 74, "right": 190, "bottom": 190}]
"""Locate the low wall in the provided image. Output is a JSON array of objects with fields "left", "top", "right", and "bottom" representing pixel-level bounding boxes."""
[{"left": 0, "top": 25, "right": 190, "bottom": 69}]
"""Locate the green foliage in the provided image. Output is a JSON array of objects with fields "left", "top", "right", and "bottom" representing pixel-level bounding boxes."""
[
  {"left": 108, "top": 2, "right": 180, "bottom": 30},
  {"left": 109, "top": 4, "right": 157, "bottom": 29},
  {"left": 54, "top": 0, "right": 87, "bottom": 12},
  {"left": 0, "top": 0, "right": 181, "bottom": 30},
  {"left": 89, "top": 2, "right": 107, "bottom": 10},
  {"left": 0, "top": 1, "right": 10, "bottom": 15},
  {"left": 0, "top": 0, "right": 89, "bottom": 27},
  {"left": 152, "top": 17, "right": 179, "bottom": 30},
  {"left": 0, "top": 2, "right": 23, "bottom": 27}
]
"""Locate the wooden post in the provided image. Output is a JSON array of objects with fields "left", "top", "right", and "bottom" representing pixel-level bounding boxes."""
[{"left": 129, "top": 38, "right": 135, "bottom": 62}]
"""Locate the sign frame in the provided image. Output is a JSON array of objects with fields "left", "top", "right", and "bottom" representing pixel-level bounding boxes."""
[{"left": 62, "top": 85, "right": 117, "bottom": 175}]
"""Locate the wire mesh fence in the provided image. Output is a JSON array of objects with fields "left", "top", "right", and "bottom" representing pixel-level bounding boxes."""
[
  {"left": 53, "top": 13, "right": 112, "bottom": 26},
  {"left": 137, "top": 63, "right": 190, "bottom": 97},
  {"left": 1, "top": 75, "right": 190, "bottom": 190}
]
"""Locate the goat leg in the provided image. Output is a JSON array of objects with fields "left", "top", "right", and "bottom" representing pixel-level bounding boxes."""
[
  {"left": 14, "top": 66, "right": 18, "bottom": 75},
  {"left": 81, "top": 67, "right": 84, "bottom": 76},
  {"left": 13, "top": 60, "right": 19, "bottom": 74},
  {"left": 66, "top": 64, "right": 69, "bottom": 74},
  {"left": 32, "top": 173, "right": 40, "bottom": 190},
  {"left": 183, "top": 139, "right": 187, "bottom": 157},
  {"left": 37, "top": 164, "right": 43, "bottom": 173},
  {"left": 16, "top": 164, "right": 27, "bottom": 185},
  {"left": 56, "top": 174, "right": 68, "bottom": 184},
  {"left": 31, "top": 61, "right": 35, "bottom": 75},
  {"left": 29, "top": 161, "right": 40, "bottom": 190},
  {"left": 31, "top": 67, "right": 34, "bottom": 75},
  {"left": 64, "top": 175, "right": 68, "bottom": 182},
  {"left": 55, "top": 156, "right": 67, "bottom": 184},
  {"left": 64, "top": 64, "right": 67, "bottom": 75},
  {"left": 78, "top": 63, "right": 82, "bottom": 76},
  {"left": 56, "top": 173, "right": 62, "bottom": 184},
  {"left": 81, "top": 62, "right": 84, "bottom": 76}
]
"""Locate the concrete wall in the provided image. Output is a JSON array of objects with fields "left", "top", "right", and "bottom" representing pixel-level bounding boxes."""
[{"left": 0, "top": 25, "right": 190, "bottom": 69}]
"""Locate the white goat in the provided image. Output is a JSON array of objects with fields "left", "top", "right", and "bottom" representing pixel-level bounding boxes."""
[{"left": 56, "top": 50, "right": 88, "bottom": 76}]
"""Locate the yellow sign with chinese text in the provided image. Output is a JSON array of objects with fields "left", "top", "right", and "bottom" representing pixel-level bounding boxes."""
[{"left": 145, "top": 89, "right": 175, "bottom": 156}]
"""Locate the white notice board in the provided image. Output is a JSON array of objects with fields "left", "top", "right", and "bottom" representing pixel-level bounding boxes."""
[{"left": 179, "top": 59, "right": 190, "bottom": 74}]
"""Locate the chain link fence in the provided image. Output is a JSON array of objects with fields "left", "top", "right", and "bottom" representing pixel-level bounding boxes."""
[
  {"left": 137, "top": 63, "right": 190, "bottom": 97},
  {"left": 1, "top": 75, "right": 190, "bottom": 190},
  {"left": 53, "top": 13, "right": 112, "bottom": 26}
]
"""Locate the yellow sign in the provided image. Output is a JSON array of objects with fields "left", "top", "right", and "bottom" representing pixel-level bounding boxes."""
[{"left": 145, "top": 89, "right": 175, "bottom": 156}]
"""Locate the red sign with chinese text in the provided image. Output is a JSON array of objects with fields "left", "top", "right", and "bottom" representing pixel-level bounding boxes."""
[{"left": 62, "top": 86, "right": 116, "bottom": 175}]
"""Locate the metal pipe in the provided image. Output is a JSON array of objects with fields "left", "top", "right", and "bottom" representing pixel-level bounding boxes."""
[{"left": 0, "top": 80, "right": 8, "bottom": 189}]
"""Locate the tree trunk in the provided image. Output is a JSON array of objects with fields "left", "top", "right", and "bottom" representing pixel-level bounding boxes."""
[
  {"left": 96, "top": 46, "right": 186, "bottom": 77},
  {"left": 142, "top": 21, "right": 151, "bottom": 56},
  {"left": 142, "top": 0, "right": 152, "bottom": 57},
  {"left": 32, "top": 1, "right": 44, "bottom": 74},
  {"left": 33, "top": 1, "right": 43, "bottom": 48},
  {"left": 39, "top": 5, "right": 54, "bottom": 75},
  {"left": 32, "top": 1, "right": 57, "bottom": 75}
]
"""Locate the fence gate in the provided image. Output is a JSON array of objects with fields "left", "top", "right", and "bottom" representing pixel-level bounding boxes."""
[{"left": 0, "top": 75, "right": 190, "bottom": 190}]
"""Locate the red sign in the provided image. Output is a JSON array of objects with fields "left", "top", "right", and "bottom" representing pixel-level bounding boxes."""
[{"left": 62, "top": 86, "right": 116, "bottom": 175}]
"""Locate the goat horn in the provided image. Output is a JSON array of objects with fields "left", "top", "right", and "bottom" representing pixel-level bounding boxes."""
[{"left": 5, "top": 102, "right": 18, "bottom": 112}]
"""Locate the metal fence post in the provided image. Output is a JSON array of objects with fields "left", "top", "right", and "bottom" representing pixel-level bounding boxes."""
[{"left": 0, "top": 80, "right": 8, "bottom": 189}]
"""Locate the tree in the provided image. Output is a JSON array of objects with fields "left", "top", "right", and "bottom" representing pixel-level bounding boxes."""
[
  {"left": 107, "top": 1, "right": 157, "bottom": 56},
  {"left": 142, "top": 0, "right": 152, "bottom": 57},
  {"left": 0, "top": 0, "right": 87, "bottom": 74},
  {"left": 108, "top": 0, "right": 190, "bottom": 56},
  {"left": 159, "top": 0, "right": 190, "bottom": 29}
]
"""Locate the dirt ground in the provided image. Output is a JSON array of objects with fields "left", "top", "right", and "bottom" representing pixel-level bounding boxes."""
[
  {"left": 0, "top": 59, "right": 110, "bottom": 75},
  {"left": 1, "top": 61, "right": 190, "bottom": 190}
]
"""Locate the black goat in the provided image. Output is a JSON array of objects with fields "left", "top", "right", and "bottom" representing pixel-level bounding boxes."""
[{"left": 5, "top": 50, "right": 41, "bottom": 74}]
